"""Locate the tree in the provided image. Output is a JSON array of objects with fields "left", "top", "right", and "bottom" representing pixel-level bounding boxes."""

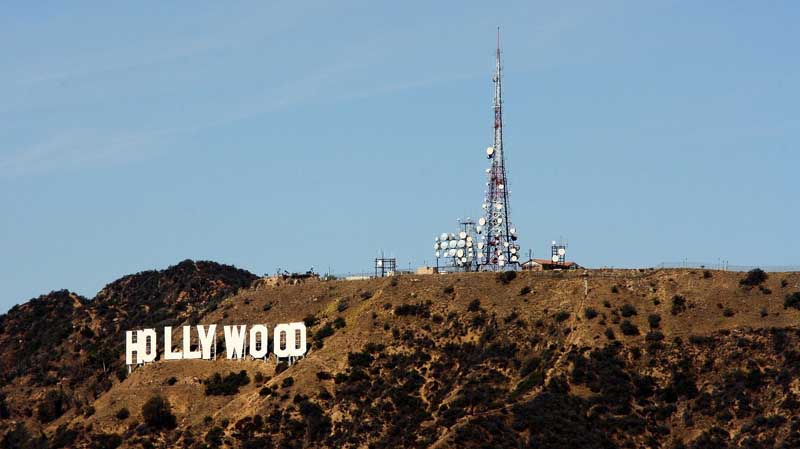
[{"left": 141, "top": 395, "right": 177, "bottom": 430}]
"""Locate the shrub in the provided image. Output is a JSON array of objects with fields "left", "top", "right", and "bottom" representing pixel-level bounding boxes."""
[
  {"left": 496, "top": 271, "right": 517, "bottom": 284},
  {"left": 603, "top": 300, "right": 611, "bottom": 308},
  {"left": 611, "top": 285, "right": 619, "bottom": 294},
  {"left": 584, "top": 308, "right": 598, "bottom": 320},
  {"left": 781, "top": 279, "right": 789, "bottom": 288},
  {"left": 467, "top": 299, "right": 482, "bottom": 312},
  {"left": 316, "top": 371, "right": 332, "bottom": 381},
  {"left": 394, "top": 303, "right": 431, "bottom": 318},
  {"left": 671, "top": 295, "right": 687, "bottom": 316},
  {"left": 204, "top": 370, "right": 250, "bottom": 396},
  {"left": 784, "top": 292, "right": 800, "bottom": 310},
  {"left": 646, "top": 331, "right": 664, "bottom": 342},
  {"left": 740, "top": 268, "right": 768, "bottom": 287},
  {"left": 92, "top": 433, "right": 122, "bottom": 449},
  {"left": 141, "top": 395, "right": 176, "bottom": 430},
  {"left": 359, "top": 291, "right": 373, "bottom": 300},
  {"left": 648, "top": 314, "right": 661, "bottom": 329},
  {"left": 37, "top": 390, "right": 67, "bottom": 423},
  {"left": 115, "top": 408, "right": 130, "bottom": 420},
  {"left": 443, "top": 285, "right": 455, "bottom": 295},
  {"left": 519, "top": 286, "right": 531, "bottom": 296},
  {"left": 313, "top": 324, "right": 334, "bottom": 343},
  {"left": 259, "top": 387, "right": 270, "bottom": 397},
  {"left": 390, "top": 277, "right": 398, "bottom": 287},
  {"left": 620, "top": 304, "right": 637, "bottom": 318},
  {"left": 333, "top": 317, "right": 346, "bottom": 329},
  {"left": 337, "top": 301, "right": 349, "bottom": 312},
  {"left": 620, "top": 320, "right": 639, "bottom": 336},
  {"left": 275, "top": 361, "right": 288, "bottom": 375},
  {"left": 554, "top": 311, "right": 570, "bottom": 322},
  {"left": 703, "top": 270, "right": 713, "bottom": 279},
  {"left": 605, "top": 328, "right": 616, "bottom": 340},
  {"left": 723, "top": 308, "right": 735, "bottom": 317},
  {"left": 281, "top": 377, "right": 294, "bottom": 388},
  {"left": 347, "top": 351, "right": 373, "bottom": 368},
  {"left": 166, "top": 376, "right": 177, "bottom": 386},
  {"left": 303, "top": 314, "right": 318, "bottom": 327}
]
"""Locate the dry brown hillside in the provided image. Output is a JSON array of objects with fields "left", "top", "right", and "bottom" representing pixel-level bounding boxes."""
[{"left": 2, "top": 265, "right": 800, "bottom": 448}]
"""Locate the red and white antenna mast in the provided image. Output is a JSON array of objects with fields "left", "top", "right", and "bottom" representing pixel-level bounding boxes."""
[{"left": 478, "top": 28, "right": 520, "bottom": 270}]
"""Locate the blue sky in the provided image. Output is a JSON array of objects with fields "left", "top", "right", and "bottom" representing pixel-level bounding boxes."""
[{"left": 1, "top": 1, "right": 798, "bottom": 311}]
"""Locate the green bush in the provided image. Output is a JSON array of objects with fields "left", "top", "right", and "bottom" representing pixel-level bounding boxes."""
[
  {"left": 584, "top": 308, "right": 598, "bottom": 320},
  {"left": 496, "top": 271, "right": 517, "bottom": 284},
  {"left": 204, "top": 370, "right": 250, "bottom": 396},
  {"left": 647, "top": 314, "right": 661, "bottom": 329},
  {"left": 620, "top": 320, "right": 639, "bottom": 336},
  {"left": 115, "top": 408, "right": 130, "bottom": 420},
  {"left": 740, "top": 268, "right": 768, "bottom": 287},
  {"left": 141, "top": 395, "right": 176, "bottom": 430},
  {"left": 784, "top": 292, "right": 800, "bottom": 310}
]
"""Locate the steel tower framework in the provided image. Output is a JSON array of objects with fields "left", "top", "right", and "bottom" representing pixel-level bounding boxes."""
[{"left": 480, "top": 30, "right": 519, "bottom": 270}]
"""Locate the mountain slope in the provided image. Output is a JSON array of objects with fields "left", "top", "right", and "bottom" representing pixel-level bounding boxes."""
[{"left": 2, "top": 267, "right": 800, "bottom": 448}]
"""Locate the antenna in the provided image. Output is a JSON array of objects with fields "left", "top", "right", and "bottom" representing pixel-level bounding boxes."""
[{"left": 479, "top": 27, "right": 520, "bottom": 271}]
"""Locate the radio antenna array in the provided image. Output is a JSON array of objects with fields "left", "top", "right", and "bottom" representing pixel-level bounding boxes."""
[{"left": 477, "top": 28, "right": 520, "bottom": 270}]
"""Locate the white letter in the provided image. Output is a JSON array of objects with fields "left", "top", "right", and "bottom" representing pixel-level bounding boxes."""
[
  {"left": 224, "top": 325, "right": 247, "bottom": 359},
  {"left": 197, "top": 325, "right": 217, "bottom": 360},
  {"left": 164, "top": 327, "right": 182, "bottom": 360},
  {"left": 273, "top": 322, "right": 307, "bottom": 358},
  {"left": 249, "top": 324, "right": 269, "bottom": 359},
  {"left": 183, "top": 326, "right": 202, "bottom": 359},
  {"left": 126, "top": 329, "right": 157, "bottom": 365}
]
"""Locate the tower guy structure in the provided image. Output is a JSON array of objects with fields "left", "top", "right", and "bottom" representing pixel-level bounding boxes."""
[{"left": 477, "top": 29, "right": 520, "bottom": 270}]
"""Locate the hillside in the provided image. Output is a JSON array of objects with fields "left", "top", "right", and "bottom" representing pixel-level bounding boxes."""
[{"left": 2, "top": 264, "right": 800, "bottom": 448}]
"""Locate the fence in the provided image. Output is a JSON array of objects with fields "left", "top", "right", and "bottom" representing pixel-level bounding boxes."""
[{"left": 655, "top": 262, "right": 800, "bottom": 273}]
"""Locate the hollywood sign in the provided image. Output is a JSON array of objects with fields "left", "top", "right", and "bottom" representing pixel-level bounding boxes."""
[{"left": 125, "top": 323, "right": 306, "bottom": 366}]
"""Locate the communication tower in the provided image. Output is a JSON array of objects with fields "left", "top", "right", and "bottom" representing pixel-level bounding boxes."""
[
  {"left": 434, "top": 218, "right": 480, "bottom": 272},
  {"left": 477, "top": 29, "right": 520, "bottom": 270},
  {"left": 550, "top": 240, "right": 567, "bottom": 265}
]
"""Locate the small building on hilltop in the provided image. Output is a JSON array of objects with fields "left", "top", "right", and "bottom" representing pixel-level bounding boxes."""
[{"left": 521, "top": 258, "right": 581, "bottom": 271}]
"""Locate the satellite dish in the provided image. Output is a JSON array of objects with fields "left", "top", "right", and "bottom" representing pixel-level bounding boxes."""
[
  {"left": 435, "top": 251, "right": 440, "bottom": 258},
  {"left": 434, "top": 243, "right": 440, "bottom": 250},
  {"left": 476, "top": 226, "right": 482, "bottom": 234},
  {"left": 499, "top": 184, "right": 505, "bottom": 190},
  {"left": 461, "top": 257, "right": 467, "bottom": 263},
  {"left": 510, "top": 228, "right": 516, "bottom": 234},
  {"left": 466, "top": 241, "right": 473, "bottom": 248},
  {"left": 498, "top": 254, "right": 505, "bottom": 261},
  {"left": 377, "top": 260, "right": 383, "bottom": 267},
  {"left": 440, "top": 233, "right": 449, "bottom": 241},
  {"left": 503, "top": 241, "right": 509, "bottom": 248},
  {"left": 478, "top": 217, "right": 486, "bottom": 226},
  {"left": 495, "top": 203, "right": 503, "bottom": 210},
  {"left": 486, "top": 147, "right": 495, "bottom": 157},
  {"left": 510, "top": 247, "right": 517, "bottom": 254},
  {"left": 449, "top": 248, "right": 457, "bottom": 257},
  {"left": 449, "top": 233, "right": 456, "bottom": 239},
  {"left": 457, "top": 240, "right": 466, "bottom": 248},
  {"left": 482, "top": 203, "right": 488, "bottom": 209},
  {"left": 476, "top": 253, "right": 483, "bottom": 259},
  {"left": 552, "top": 241, "right": 557, "bottom": 245},
  {"left": 510, "top": 255, "right": 518, "bottom": 262},
  {"left": 466, "top": 235, "right": 473, "bottom": 242},
  {"left": 459, "top": 231, "right": 467, "bottom": 239},
  {"left": 477, "top": 242, "right": 484, "bottom": 249},
  {"left": 558, "top": 248, "right": 566, "bottom": 256},
  {"left": 498, "top": 260, "right": 506, "bottom": 266},
  {"left": 448, "top": 240, "right": 457, "bottom": 249},
  {"left": 485, "top": 168, "right": 491, "bottom": 173},
  {"left": 551, "top": 255, "right": 560, "bottom": 263},
  {"left": 496, "top": 217, "right": 503, "bottom": 224},
  {"left": 456, "top": 249, "right": 464, "bottom": 258}
]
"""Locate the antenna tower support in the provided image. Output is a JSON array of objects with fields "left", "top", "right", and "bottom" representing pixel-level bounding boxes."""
[{"left": 480, "top": 28, "right": 519, "bottom": 270}]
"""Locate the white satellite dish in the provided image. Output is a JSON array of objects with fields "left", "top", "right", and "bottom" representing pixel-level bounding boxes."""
[
  {"left": 498, "top": 254, "right": 505, "bottom": 261},
  {"left": 459, "top": 231, "right": 467, "bottom": 239},
  {"left": 434, "top": 243, "right": 440, "bottom": 250},
  {"left": 478, "top": 217, "right": 486, "bottom": 226},
  {"left": 377, "top": 260, "right": 383, "bottom": 267},
  {"left": 477, "top": 242, "right": 484, "bottom": 249},
  {"left": 435, "top": 251, "right": 440, "bottom": 258},
  {"left": 482, "top": 203, "right": 488, "bottom": 209},
  {"left": 558, "top": 248, "right": 566, "bottom": 256},
  {"left": 440, "top": 233, "right": 449, "bottom": 241},
  {"left": 466, "top": 235, "right": 473, "bottom": 241},
  {"left": 456, "top": 249, "right": 464, "bottom": 258},
  {"left": 448, "top": 240, "right": 457, "bottom": 249},
  {"left": 461, "top": 257, "right": 467, "bottom": 263},
  {"left": 476, "top": 226, "right": 482, "bottom": 234},
  {"left": 510, "top": 255, "right": 518, "bottom": 262},
  {"left": 496, "top": 217, "right": 503, "bottom": 224},
  {"left": 498, "top": 260, "right": 506, "bottom": 266},
  {"left": 499, "top": 184, "right": 504, "bottom": 190},
  {"left": 551, "top": 255, "right": 560, "bottom": 262},
  {"left": 495, "top": 203, "right": 503, "bottom": 210},
  {"left": 450, "top": 233, "right": 456, "bottom": 239},
  {"left": 503, "top": 241, "right": 509, "bottom": 248},
  {"left": 510, "top": 247, "right": 517, "bottom": 254},
  {"left": 485, "top": 168, "right": 491, "bottom": 173},
  {"left": 510, "top": 227, "right": 516, "bottom": 234},
  {"left": 457, "top": 240, "right": 466, "bottom": 248},
  {"left": 449, "top": 248, "right": 457, "bottom": 257},
  {"left": 552, "top": 241, "right": 557, "bottom": 245},
  {"left": 486, "top": 146, "right": 495, "bottom": 157}
]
